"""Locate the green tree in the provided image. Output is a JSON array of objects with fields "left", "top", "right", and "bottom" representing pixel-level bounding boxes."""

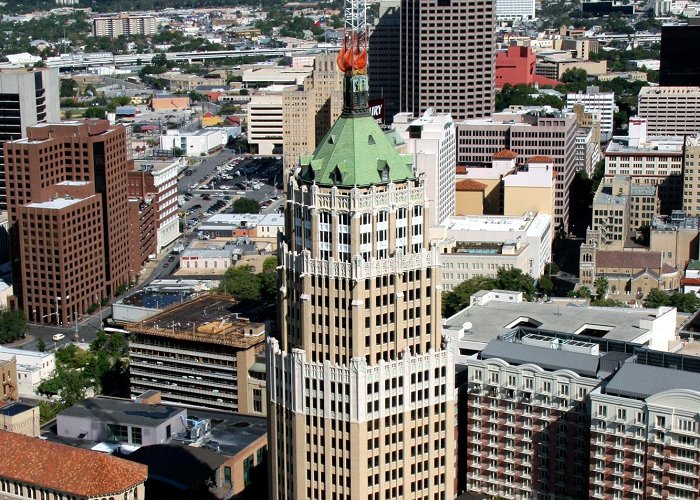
[
  {"left": 59, "top": 78, "right": 78, "bottom": 98},
  {"left": 259, "top": 257, "right": 279, "bottom": 302},
  {"left": 569, "top": 286, "right": 592, "bottom": 299},
  {"left": 495, "top": 268, "right": 537, "bottom": 300},
  {"left": 441, "top": 276, "right": 497, "bottom": 317},
  {"left": 58, "top": 368, "right": 88, "bottom": 406},
  {"left": 538, "top": 275, "right": 555, "bottom": 295},
  {"left": 670, "top": 292, "right": 700, "bottom": 313},
  {"left": 643, "top": 288, "right": 669, "bottom": 309},
  {"left": 37, "top": 376, "right": 63, "bottom": 397},
  {"left": 105, "top": 332, "right": 128, "bottom": 357},
  {"left": 83, "top": 106, "right": 107, "bottom": 119},
  {"left": 220, "top": 265, "right": 262, "bottom": 302},
  {"left": 232, "top": 197, "right": 261, "bottom": 214},
  {"left": 37, "top": 338, "right": 46, "bottom": 352},
  {"left": 591, "top": 298, "right": 627, "bottom": 307},
  {"left": 0, "top": 309, "right": 27, "bottom": 344},
  {"left": 38, "top": 401, "right": 66, "bottom": 424},
  {"left": 545, "top": 262, "right": 560, "bottom": 275},
  {"left": 560, "top": 68, "right": 589, "bottom": 92},
  {"left": 594, "top": 276, "right": 609, "bottom": 298}
]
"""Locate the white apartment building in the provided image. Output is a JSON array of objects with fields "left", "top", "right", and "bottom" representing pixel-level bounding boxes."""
[
  {"left": 132, "top": 159, "right": 180, "bottom": 251},
  {"left": 637, "top": 86, "right": 700, "bottom": 136},
  {"left": 566, "top": 86, "right": 615, "bottom": 142},
  {"left": 436, "top": 212, "right": 552, "bottom": 290},
  {"left": 496, "top": 0, "right": 536, "bottom": 19},
  {"left": 576, "top": 127, "right": 601, "bottom": 177},
  {"left": 393, "top": 109, "right": 456, "bottom": 226},
  {"left": 604, "top": 118, "right": 684, "bottom": 214},
  {"left": 247, "top": 85, "right": 291, "bottom": 155},
  {"left": 0, "top": 347, "right": 55, "bottom": 396}
]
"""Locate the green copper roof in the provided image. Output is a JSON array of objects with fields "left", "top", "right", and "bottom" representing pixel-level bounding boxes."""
[{"left": 298, "top": 114, "right": 415, "bottom": 187}]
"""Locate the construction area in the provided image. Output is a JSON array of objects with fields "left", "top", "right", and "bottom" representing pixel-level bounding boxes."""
[{"left": 124, "top": 294, "right": 267, "bottom": 415}]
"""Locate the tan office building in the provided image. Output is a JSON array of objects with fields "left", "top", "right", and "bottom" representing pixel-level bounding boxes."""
[
  {"left": 268, "top": 68, "right": 455, "bottom": 499},
  {"left": 637, "top": 86, "right": 700, "bottom": 135},
  {"left": 283, "top": 53, "right": 343, "bottom": 168}
]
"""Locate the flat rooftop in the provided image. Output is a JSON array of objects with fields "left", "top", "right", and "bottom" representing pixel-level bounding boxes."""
[
  {"left": 58, "top": 397, "right": 185, "bottom": 427},
  {"left": 122, "top": 294, "right": 265, "bottom": 349},
  {"left": 444, "top": 293, "right": 670, "bottom": 347},
  {"left": 0, "top": 402, "right": 36, "bottom": 417},
  {"left": 182, "top": 408, "right": 267, "bottom": 457},
  {"left": 25, "top": 196, "right": 90, "bottom": 210},
  {"left": 606, "top": 136, "right": 684, "bottom": 154},
  {"left": 439, "top": 213, "right": 550, "bottom": 235}
]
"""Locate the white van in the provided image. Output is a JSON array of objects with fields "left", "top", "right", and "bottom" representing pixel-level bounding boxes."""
[{"left": 52, "top": 333, "right": 65, "bottom": 341}]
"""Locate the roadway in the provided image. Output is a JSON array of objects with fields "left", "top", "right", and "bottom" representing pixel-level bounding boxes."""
[{"left": 147, "top": 151, "right": 282, "bottom": 282}]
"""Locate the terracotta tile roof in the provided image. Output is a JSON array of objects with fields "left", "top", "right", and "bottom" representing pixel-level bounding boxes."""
[
  {"left": 456, "top": 165, "right": 469, "bottom": 174},
  {"left": 682, "top": 277, "right": 700, "bottom": 286},
  {"left": 595, "top": 251, "right": 662, "bottom": 270},
  {"left": 492, "top": 149, "right": 518, "bottom": 159},
  {"left": 0, "top": 430, "right": 147, "bottom": 497},
  {"left": 456, "top": 179, "right": 487, "bottom": 192},
  {"left": 528, "top": 155, "right": 554, "bottom": 163}
]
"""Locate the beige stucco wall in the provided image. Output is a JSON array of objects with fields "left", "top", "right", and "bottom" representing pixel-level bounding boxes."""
[
  {"left": 455, "top": 190, "right": 484, "bottom": 216},
  {"left": 503, "top": 185, "right": 553, "bottom": 217}
]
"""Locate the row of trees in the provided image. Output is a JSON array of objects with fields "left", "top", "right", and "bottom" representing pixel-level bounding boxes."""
[
  {"left": 442, "top": 268, "right": 543, "bottom": 317},
  {"left": 219, "top": 257, "right": 278, "bottom": 304},
  {"left": 37, "top": 332, "right": 129, "bottom": 422},
  {"left": 643, "top": 289, "right": 700, "bottom": 313}
]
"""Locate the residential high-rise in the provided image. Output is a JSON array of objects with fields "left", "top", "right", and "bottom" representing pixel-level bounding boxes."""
[
  {"left": 400, "top": 0, "right": 496, "bottom": 120},
  {"left": 283, "top": 54, "right": 343, "bottom": 169},
  {"left": 0, "top": 67, "right": 60, "bottom": 211},
  {"left": 267, "top": 19, "right": 455, "bottom": 499},
  {"left": 368, "top": 0, "right": 401, "bottom": 122},
  {"left": 4, "top": 121, "right": 132, "bottom": 323},
  {"left": 92, "top": 13, "right": 157, "bottom": 38}
]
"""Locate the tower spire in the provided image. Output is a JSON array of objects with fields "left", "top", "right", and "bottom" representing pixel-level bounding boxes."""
[{"left": 336, "top": 0, "right": 369, "bottom": 115}]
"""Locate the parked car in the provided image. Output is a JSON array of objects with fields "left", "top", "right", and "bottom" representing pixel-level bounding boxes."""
[{"left": 52, "top": 333, "right": 65, "bottom": 341}]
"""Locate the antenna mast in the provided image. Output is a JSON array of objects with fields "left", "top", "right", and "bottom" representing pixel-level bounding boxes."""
[{"left": 336, "top": 0, "right": 369, "bottom": 114}]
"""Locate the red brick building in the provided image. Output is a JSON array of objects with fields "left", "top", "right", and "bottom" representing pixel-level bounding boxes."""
[
  {"left": 4, "top": 120, "right": 133, "bottom": 324},
  {"left": 496, "top": 46, "right": 561, "bottom": 88}
]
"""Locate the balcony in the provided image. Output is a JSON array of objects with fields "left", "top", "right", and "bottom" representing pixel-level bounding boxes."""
[
  {"left": 668, "top": 467, "right": 699, "bottom": 479},
  {"left": 667, "top": 481, "right": 699, "bottom": 493}
]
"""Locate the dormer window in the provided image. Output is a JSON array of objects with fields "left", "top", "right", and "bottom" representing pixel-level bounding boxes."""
[
  {"left": 331, "top": 166, "right": 343, "bottom": 184},
  {"left": 380, "top": 165, "right": 389, "bottom": 182},
  {"left": 368, "top": 135, "right": 376, "bottom": 145}
]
